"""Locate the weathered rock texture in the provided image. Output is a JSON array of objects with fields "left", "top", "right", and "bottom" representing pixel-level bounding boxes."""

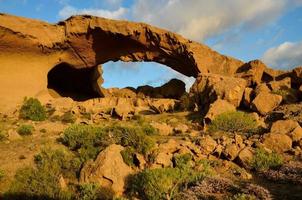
[{"left": 0, "top": 13, "right": 244, "bottom": 109}]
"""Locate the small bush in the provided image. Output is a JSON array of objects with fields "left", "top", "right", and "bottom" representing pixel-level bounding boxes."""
[
  {"left": 5, "top": 148, "right": 80, "bottom": 200},
  {"left": 40, "top": 128, "right": 47, "bottom": 133},
  {"left": 5, "top": 167, "right": 72, "bottom": 200},
  {"left": 61, "top": 124, "right": 112, "bottom": 162},
  {"left": 127, "top": 162, "right": 206, "bottom": 200},
  {"left": 19, "top": 97, "right": 47, "bottom": 121},
  {"left": 0, "top": 129, "right": 7, "bottom": 141},
  {"left": 132, "top": 115, "right": 145, "bottom": 124},
  {"left": 61, "top": 111, "right": 76, "bottom": 124},
  {"left": 61, "top": 124, "right": 156, "bottom": 164},
  {"left": 251, "top": 148, "right": 283, "bottom": 171},
  {"left": 17, "top": 124, "right": 34, "bottom": 136},
  {"left": 34, "top": 148, "right": 81, "bottom": 179},
  {"left": 230, "top": 193, "right": 256, "bottom": 200},
  {"left": 173, "top": 153, "right": 193, "bottom": 169},
  {"left": 208, "top": 111, "right": 257, "bottom": 133},
  {"left": 141, "top": 124, "right": 158, "bottom": 136},
  {"left": 81, "top": 112, "right": 92, "bottom": 120},
  {"left": 0, "top": 169, "right": 5, "bottom": 180},
  {"left": 121, "top": 147, "right": 136, "bottom": 167},
  {"left": 127, "top": 168, "right": 182, "bottom": 200},
  {"left": 111, "top": 125, "right": 155, "bottom": 156},
  {"left": 78, "top": 183, "right": 114, "bottom": 200}
]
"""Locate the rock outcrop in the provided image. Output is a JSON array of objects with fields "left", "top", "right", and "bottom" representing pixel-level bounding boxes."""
[{"left": 190, "top": 73, "right": 247, "bottom": 111}]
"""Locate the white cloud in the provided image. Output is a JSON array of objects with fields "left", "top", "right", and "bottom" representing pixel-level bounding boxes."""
[
  {"left": 131, "top": 0, "right": 298, "bottom": 41},
  {"left": 262, "top": 41, "right": 302, "bottom": 69},
  {"left": 58, "top": 5, "right": 127, "bottom": 20}
]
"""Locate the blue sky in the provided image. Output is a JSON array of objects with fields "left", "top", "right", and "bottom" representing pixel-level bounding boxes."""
[{"left": 1, "top": 0, "right": 302, "bottom": 89}]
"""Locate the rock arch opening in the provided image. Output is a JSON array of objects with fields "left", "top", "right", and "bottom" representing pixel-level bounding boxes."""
[
  {"left": 100, "top": 61, "right": 195, "bottom": 99},
  {"left": 47, "top": 61, "right": 195, "bottom": 101},
  {"left": 47, "top": 63, "right": 101, "bottom": 101}
]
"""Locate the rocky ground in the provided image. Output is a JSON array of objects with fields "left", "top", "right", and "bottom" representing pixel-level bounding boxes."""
[
  {"left": 1, "top": 61, "right": 302, "bottom": 200},
  {"left": 1, "top": 60, "right": 302, "bottom": 200}
]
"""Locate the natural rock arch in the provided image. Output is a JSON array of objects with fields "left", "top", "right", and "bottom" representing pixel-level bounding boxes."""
[{"left": 0, "top": 13, "right": 244, "bottom": 108}]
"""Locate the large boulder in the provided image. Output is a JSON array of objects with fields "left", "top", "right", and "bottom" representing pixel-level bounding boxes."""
[
  {"left": 254, "top": 83, "right": 271, "bottom": 96},
  {"left": 80, "top": 144, "right": 133, "bottom": 196},
  {"left": 271, "top": 120, "right": 302, "bottom": 142},
  {"left": 251, "top": 92, "right": 282, "bottom": 115},
  {"left": 190, "top": 73, "right": 247, "bottom": 108},
  {"left": 268, "top": 77, "right": 291, "bottom": 92},
  {"left": 149, "top": 99, "right": 177, "bottom": 113},
  {"left": 153, "top": 139, "right": 202, "bottom": 168},
  {"left": 150, "top": 122, "right": 173, "bottom": 136},
  {"left": 204, "top": 99, "right": 236, "bottom": 124},
  {"left": 112, "top": 98, "right": 135, "bottom": 120},
  {"left": 237, "top": 147, "right": 254, "bottom": 168},
  {"left": 198, "top": 135, "right": 217, "bottom": 155},
  {"left": 236, "top": 60, "right": 266, "bottom": 86},
  {"left": 263, "top": 133, "right": 292, "bottom": 153},
  {"left": 223, "top": 143, "right": 241, "bottom": 161}
]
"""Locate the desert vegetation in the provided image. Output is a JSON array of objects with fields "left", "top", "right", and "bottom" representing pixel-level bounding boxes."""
[
  {"left": 19, "top": 97, "right": 47, "bottom": 121},
  {"left": 1, "top": 95, "right": 302, "bottom": 199},
  {"left": 208, "top": 111, "right": 258, "bottom": 134}
]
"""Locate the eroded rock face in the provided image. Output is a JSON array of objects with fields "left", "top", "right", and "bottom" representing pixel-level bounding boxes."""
[
  {"left": 203, "top": 99, "right": 236, "bottom": 124},
  {"left": 236, "top": 60, "right": 266, "bottom": 87},
  {"left": 251, "top": 92, "right": 282, "bottom": 115},
  {"left": 190, "top": 73, "right": 247, "bottom": 109},
  {"left": 263, "top": 133, "right": 292, "bottom": 153},
  {"left": 0, "top": 13, "right": 245, "bottom": 109}
]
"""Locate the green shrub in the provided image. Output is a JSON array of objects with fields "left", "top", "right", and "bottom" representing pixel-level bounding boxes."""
[
  {"left": 208, "top": 111, "right": 257, "bottom": 133},
  {"left": 61, "top": 111, "right": 76, "bottom": 124},
  {"left": 81, "top": 112, "right": 92, "bottom": 120},
  {"left": 230, "top": 193, "right": 256, "bottom": 200},
  {"left": 61, "top": 124, "right": 156, "bottom": 163},
  {"left": 173, "top": 153, "right": 193, "bottom": 169},
  {"left": 77, "top": 183, "right": 114, "bottom": 200},
  {"left": 5, "top": 167, "right": 73, "bottom": 200},
  {"left": 0, "top": 129, "right": 7, "bottom": 141},
  {"left": 127, "top": 163, "right": 206, "bottom": 200},
  {"left": 251, "top": 148, "right": 283, "bottom": 171},
  {"left": 141, "top": 124, "right": 158, "bottom": 136},
  {"left": 17, "top": 124, "right": 34, "bottom": 136},
  {"left": 40, "top": 128, "right": 47, "bottom": 133},
  {"left": 121, "top": 147, "right": 136, "bottom": 167},
  {"left": 61, "top": 124, "right": 112, "bottom": 162},
  {"left": 132, "top": 115, "right": 145, "bottom": 124},
  {"left": 4, "top": 148, "right": 80, "bottom": 200},
  {"left": 19, "top": 97, "right": 47, "bottom": 121},
  {"left": 34, "top": 148, "right": 81, "bottom": 179},
  {"left": 110, "top": 125, "right": 155, "bottom": 156},
  {"left": 127, "top": 168, "right": 182, "bottom": 200},
  {"left": 0, "top": 169, "right": 5, "bottom": 180}
]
